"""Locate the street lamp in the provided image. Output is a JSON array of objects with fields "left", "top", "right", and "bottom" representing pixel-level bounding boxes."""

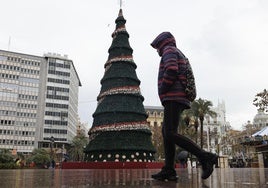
[
  {"left": 50, "top": 136, "right": 55, "bottom": 168},
  {"left": 194, "top": 118, "right": 199, "bottom": 143}
]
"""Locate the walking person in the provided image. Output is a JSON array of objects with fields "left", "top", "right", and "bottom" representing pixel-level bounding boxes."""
[{"left": 150, "top": 31, "right": 218, "bottom": 181}]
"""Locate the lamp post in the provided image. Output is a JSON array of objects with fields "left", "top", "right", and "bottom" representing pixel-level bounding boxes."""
[
  {"left": 199, "top": 112, "right": 204, "bottom": 149},
  {"left": 50, "top": 136, "right": 55, "bottom": 168},
  {"left": 60, "top": 144, "right": 65, "bottom": 168},
  {"left": 207, "top": 124, "right": 210, "bottom": 151},
  {"left": 185, "top": 116, "right": 195, "bottom": 166},
  {"left": 194, "top": 118, "right": 199, "bottom": 143}
]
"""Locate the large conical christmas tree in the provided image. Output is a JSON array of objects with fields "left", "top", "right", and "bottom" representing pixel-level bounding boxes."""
[{"left": 85, "top": 9, "right": 155, "bottom": 162}]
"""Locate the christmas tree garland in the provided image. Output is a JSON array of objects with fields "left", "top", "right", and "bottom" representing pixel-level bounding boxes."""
[
  {"left": 98, "top": 86, "right": 140, "bottom": 100},
  {"left": 104, "top": 56, "right": 134, "bottom": 73},
  {"left": 89, "top": 120, "right": 150, "bottom": 134},
  {"left": 105, "top": 55, "right": 134, "bottom": 67},
  {"left": 112, "top": 27, "right": 127, "bottom": 38}
]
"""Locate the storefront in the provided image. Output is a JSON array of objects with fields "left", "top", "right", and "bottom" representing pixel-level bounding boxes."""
[{"left": 255, "top": 144, "right": 268, "bottom": 168}]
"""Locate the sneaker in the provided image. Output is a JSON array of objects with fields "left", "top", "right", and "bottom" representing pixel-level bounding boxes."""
[
  {"left": 151, "top": 167, "right": 178, "bottom": 181},
  {"left": 199, "top": 152, "right": 218, "bottom": 179}
]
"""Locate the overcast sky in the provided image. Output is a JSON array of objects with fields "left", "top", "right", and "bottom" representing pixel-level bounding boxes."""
[{"left": 0, "top": 0, "right": 267, "bottom": 130}]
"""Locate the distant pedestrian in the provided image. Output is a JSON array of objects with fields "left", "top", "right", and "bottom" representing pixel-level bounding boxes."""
[
  {"left": 150, "top": 32, "right": 218, "bottom": 181},
  {"left": 52, "top": 160, "right": 55, "bottom": 168},
  {"left": 177, "top": 151, "right": 188, "bottom": 168}
]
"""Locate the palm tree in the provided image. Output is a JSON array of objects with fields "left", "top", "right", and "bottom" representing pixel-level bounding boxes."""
[
  {"left": 191, "top": 98, "right": 216, "bottom": 149},
  {"left": 68, "top": 135, "right": 88, "bottom": 161},
  {"left": 180, "top": 110, "right": 192, "bottom": 134}
]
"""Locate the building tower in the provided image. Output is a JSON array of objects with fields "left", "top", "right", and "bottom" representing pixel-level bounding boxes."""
[
  {"left": 85, "top": 9, "right": 155, "bottom": 162},
  {"left": 0, "top": 50, "right": 81, "bottom": 153},
  {"left": 38, "top": 53, "right": 81, "bottom": 149}
]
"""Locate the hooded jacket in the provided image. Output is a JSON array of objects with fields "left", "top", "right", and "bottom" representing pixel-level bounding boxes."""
[{"left": 151, "top": 32, "right": 190, "bottom": 108}]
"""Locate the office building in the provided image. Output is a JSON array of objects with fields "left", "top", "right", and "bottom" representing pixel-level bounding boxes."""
[{"left": 0, "top": 50, "right": 81, "bottom": 153}]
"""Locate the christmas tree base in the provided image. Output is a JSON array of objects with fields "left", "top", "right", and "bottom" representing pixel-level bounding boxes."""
[{"left": 61, "top": 162, "right": 183, "bottom": 169}]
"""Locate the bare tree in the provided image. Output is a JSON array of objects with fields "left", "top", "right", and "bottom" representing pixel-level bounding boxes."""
[{"left": 253, "top": 89, "right": 268, "bottom": 113}]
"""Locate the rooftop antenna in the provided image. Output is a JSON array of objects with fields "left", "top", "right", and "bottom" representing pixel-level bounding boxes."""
[{"left": 118, "top": 0, "right": 123, "bottom": 8}]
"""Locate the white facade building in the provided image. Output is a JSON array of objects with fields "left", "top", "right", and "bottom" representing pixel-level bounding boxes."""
[
  {"left": 203, "top": 101, "right": 231, "bottom": 155},
  {"left": 0, "top": 50, "right": 81, "bottom": 153}
]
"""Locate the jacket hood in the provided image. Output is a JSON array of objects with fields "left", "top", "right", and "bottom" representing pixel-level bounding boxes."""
[{"left": 151, "top": 32, "right": 176, "bottom": 54}]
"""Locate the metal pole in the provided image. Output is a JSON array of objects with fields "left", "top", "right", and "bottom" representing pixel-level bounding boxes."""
[{"left": 50, "top": 136, "right": 54, "bottom": 168}]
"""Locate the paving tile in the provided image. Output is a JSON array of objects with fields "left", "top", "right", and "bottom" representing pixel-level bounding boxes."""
[{"left": 0, "top": 168, "right": 267, "bottom": 187}]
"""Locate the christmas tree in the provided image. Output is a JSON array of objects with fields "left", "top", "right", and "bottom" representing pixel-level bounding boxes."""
[{"left": 84, "top": 9, "right": 155, "bottom": 162}]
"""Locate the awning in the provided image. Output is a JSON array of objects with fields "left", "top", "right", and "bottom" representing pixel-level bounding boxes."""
[{"left": 252, "top": 126, "right": 268, "bottom": 137}]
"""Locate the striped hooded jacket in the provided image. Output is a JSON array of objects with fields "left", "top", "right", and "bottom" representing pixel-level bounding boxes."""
[{"left": 151, "top": 32, "right": 190, "bottom": 108}]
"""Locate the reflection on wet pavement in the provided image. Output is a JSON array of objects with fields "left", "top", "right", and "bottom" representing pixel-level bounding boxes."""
[{"left": 0, "top": 168, "right": 267, "bottom": 187}]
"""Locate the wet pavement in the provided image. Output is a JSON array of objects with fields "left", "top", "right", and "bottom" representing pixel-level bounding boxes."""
[{"left": 0, "top": 168, "right": 268, "bottom": 187}]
